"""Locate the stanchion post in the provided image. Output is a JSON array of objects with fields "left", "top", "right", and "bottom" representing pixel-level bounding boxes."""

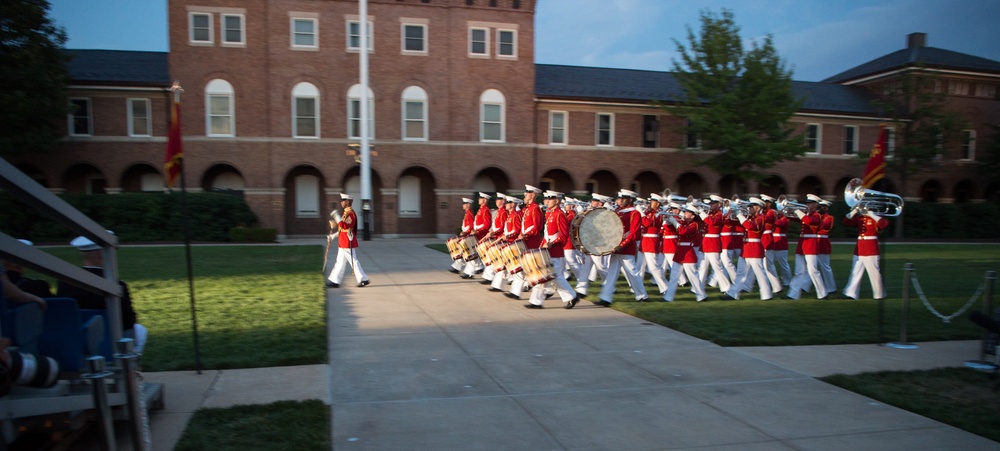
[
  {"left": 966, "top": 270, "right": 997, "bottom": 370},
  {"left": 887, "top": 263, "right": 918, "bottom": 349},
  {"left": 115, "top": 338, "right": 152, "bottom": 451},
  {"left": 82, "top": 356, "right": 117, "bottom": 451}
]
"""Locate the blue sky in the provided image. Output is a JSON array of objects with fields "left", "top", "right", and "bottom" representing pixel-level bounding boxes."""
[{"left": 49, "top": 0, "right": 1000, "bottom": 82}]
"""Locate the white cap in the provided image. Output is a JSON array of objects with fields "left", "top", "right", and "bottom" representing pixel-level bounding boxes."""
[
  {"left": 649, "top": 193, "right": 664, "bottom": 202},
  {"left": 71, "top": 231, "right": 114, "bottom": 252},
  {"left": 510, "top": 197, "right": 524, "bottom": 205},
  {"left": 759, "top": 194, "right": 776, "bottom": 202},
  {"left": 668, "top": 202, "right": 682, "bottom": 210},
  {"left": 478, "top": 192, "right": 491, "bottom": 199},
  {"left": 495, "top": 192, "right": 506, "bottom": 199},
  {"left": 543, "top": 190, "right": 564, "bottom": 199},
  {"left": 748, "top": 197, "right": 764, "bottom": 206},
  {"left": 682, "top": 204, "right": 700, "bottom": 214},
  {"left": 806, "top": 194, "right": 823, "bottom": 203},
  {"left": 340, "top": 193, "right": 354, "bottom": 200},
  {"left": 617, "top": 189, "right": 638, "bottom": 199},
  {"left": 709, "top": 194, "right": 725, "bottom": 203},
  {"left": 504, "top": 195, "right": 519, "bottom": 202},
  {"left": 525, "top": 184, "right": 542, "bottom": 193},
  {"left": 819, "top": 200, "right": 833, "bottom": 206},
  {"left": 591, "top": 193, "right": 611, "bottom": 203},
  {"left": 462, "top": 197, "right": 473, "bottom": 204}
]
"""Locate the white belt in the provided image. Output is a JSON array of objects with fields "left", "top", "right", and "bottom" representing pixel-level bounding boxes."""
[
  {"left": 773, "top": 233, "right": 786, "bottom": 237},
  {"left": 662, "top": 236, "right": 677, "bottom": 240},
  {"left": 746, "top": 239, "right": 761, "bottom": 243},
  {"left": 802, "top": 234, "right": 820, "bottom": 238},
  {"left": 763, "top": 230, "right": 773, "bottom": 234},
  {"left": 703, "top": 234, "right": 720, "bottom": 238},
  {"left": 677, "top": 242, "right": 692, "bottom": 246},
  {"left": 642, "top": 234, "right": 659, "bottom": 238},
  {"left": 818, "top": 235, "right": 829, "bottom": 238},
  {"left": 721, "top": 232, "right": 733, "bottom": 236},
  {"left": 858, "top": 236, "right": 879, "bottom": 240}
]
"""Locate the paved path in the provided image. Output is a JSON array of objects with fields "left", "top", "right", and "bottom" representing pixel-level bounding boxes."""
[{"left": 99, "top": 238, "right": 993, "bottom": 450}]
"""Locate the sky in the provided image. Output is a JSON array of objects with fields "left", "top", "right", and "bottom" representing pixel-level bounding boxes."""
[{"left": 48, "top": 0, "right": 1000, "bottom": 82}]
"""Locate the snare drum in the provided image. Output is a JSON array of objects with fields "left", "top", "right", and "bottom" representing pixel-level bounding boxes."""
[
  {"left": 476, "top": 239, "right": 493, "bottom": 265},
  {"left": 459, "top": 235, "right": 479, "bottom": 261},
  {"left": 570, "top": 208, "right": 623, "bottom": 256},
  {"left": 522, "top": 249, "right": 555, "bottom": 286},
  {"left": 488, "top": 240, "right": 506, "bottom": 271},
  {"left": 445, "top": 236, "right": 463, "bottom": 260},
  {"left": 501, "top": 239, "right": 528, "bottom": 274}
]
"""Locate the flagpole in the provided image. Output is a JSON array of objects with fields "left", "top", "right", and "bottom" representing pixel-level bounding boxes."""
[
  {"left": 359, "top": 0, "right": 372, "bottom": 240},
  {"left": 169, "top": 82, "right": 203, "bottom": 374}
]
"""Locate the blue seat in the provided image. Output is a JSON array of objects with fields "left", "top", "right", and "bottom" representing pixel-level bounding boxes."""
[
  {"left": 37, "top": 298, "right": 105, "bottom": 372},
  {"left": 0, "top": 298, "right": 44, "bottom": 353}
]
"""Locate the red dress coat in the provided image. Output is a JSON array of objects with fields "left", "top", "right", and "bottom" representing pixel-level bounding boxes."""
[
  {"left": 563, "top": 210, "right": 577, "bottom": 251},
  {"left": 817, "top": 213, "right": 834, "bottom": 255},
  {"left": 473, "top": 205, "right": 492, "bottom": 241},
  {"left": 338, "top": 207, "right": 359, "bottom": 248},
  {"left": 491, "top": 208, "right": 508, "bottom": 239},
  {"left": 615, "top": 207, "right": 641, "bottom": 256},
  {"left": 761, "top": 209, "right": 777, "bottom": 249},
  {"left": 843, "top": 215, "right": 889, "bottom": 256},
  {"left": 460, "top": 209, "right": 474, "bottom": 237},
  {"left": 769, "top": 214, "right": 790, "bottom": 251},
  {"left": 520, "top": 202, "right": 544, "bottom": 249},
  {"left": 741, "top": 214, "right": 766, "bottom": 259},
  {"left": 700, "top": 211, "right": 725, "bottom": 253},
  {"left": 640, "top": 210, "right": 662, "bottom": 253},
  {"left": 672, "top": 220, "right": 699, "bottom": 263},
  {"left": 544, "top": 207, "right": 570, "bottom": 258},
  {"left": 661, "top": 218, "right": 678, "bottom": 254},
  {"left": 792, "top": 211, "right": 822, "bottom": 255},
  {"left": 503, "top": 209, "right": 522, "bottom": 243}
]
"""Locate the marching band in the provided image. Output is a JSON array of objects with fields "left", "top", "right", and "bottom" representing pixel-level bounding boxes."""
[{"left": 442, "top": 178, "right": 902, "bottom": 307}]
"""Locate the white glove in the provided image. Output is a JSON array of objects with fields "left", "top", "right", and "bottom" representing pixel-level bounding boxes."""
[
  {"left": 666, "top": 216, "right": 679, "bottom": 228},
  {"left": 846, "top": 207, "right": 858, "bottom": 219},
  {"left": 737, "top": 214, "right": 747, "bottom": 224},
  {"left": 698, "top": 211, "right": 708, "bottom": 221},
  {"left": 867, "top": 210, "right": 882, "bottom": 222},
  {"left": 794, "top": 210, "right": 805, "bottom": 220}
]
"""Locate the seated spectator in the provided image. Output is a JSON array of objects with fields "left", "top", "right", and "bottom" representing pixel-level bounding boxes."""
[
  {"left": 1, "top": 267, "right": 47, "bottom": 310},
  {"left": 3, "top": 239, "right": 54, "bottom": 299},
  {"left": 56, "top": 234, "right": 146, "bottom": 353}
]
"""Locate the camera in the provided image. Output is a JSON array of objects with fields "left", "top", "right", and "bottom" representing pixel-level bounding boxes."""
[{"left": 0, "top": 350, "right": 59, "bottom": 397}]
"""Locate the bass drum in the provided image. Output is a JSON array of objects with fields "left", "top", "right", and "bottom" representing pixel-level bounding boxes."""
[{"left": 570, "top": 208, "right": 623, "bottom": 256}]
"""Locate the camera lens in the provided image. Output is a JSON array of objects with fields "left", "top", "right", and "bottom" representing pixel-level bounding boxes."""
[{"left": 8, "top": 351, "right": 59, "bottom": 389}]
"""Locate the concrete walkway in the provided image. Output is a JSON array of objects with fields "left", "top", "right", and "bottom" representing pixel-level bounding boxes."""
[{"left": 109, "top": 238, "right": 993, "bottom": 449}]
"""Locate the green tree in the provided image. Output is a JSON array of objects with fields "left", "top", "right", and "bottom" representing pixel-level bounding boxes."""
[
  {"left": 873, "top": 67, "right": 968, "bottom": 199},
  {"left": 669, "top": 9, "right": 806, "bottom": 183},
  {"left": 0, "top": 0, "right": 71, "bottom": 158}
]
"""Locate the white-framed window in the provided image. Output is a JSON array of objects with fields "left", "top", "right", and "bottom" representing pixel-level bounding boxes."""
[
  {"left": 401, "top": 23, "right": 426, "bottom": 54},
  {"left": 205, "top": 79, "right": 235, "bottom": 137},
  {"left": 189, "top": 12, "right": 213, "bottom": 44},
  {"left": 399, "top": 175, "right": 421, "bottom": 218},
  {"left": 596, "top": 113, "right": 613, "bottom": 146},
  {"left": 843, "top": 125, "right": 858, "bottom": 155},
  {"left": 291, "top": 18, "right": 318, "bottom": 49},
  {"left": 346, "top": 19, "right": 373, "bottom": 52},
  {"left": 805, "top": 123, "right": 821, "bottom": 153},
  {"left": 295, "top": 174, "right": 320, "bottom": 218},
  {"left": 128, "top": 98, "right": 151, "bottom": 137},
  {"left": 401, "top": 86, "right": 427, "bottom": 141},
  {"left": 886, "top": 127, "right": 896, "bottom": 158},
  {"left": 948, "top": 81, "right": 970, "bottom": 96},
  {"left": 221, "top": 14, "right": 245, "bottom": 45},
  {"left": 68, "top": 98, "right": 92, "bottom": 136},
  {"left": 347, "top": 84, "right": 375, "bottom": 139},
  {"left": 469, "top": 27, "right": 489, "bottom": 56},
  {"left": 549, "top": 111, "right": 567, "bottom": 145},
  {"left": 975, "top": 83, "right": 996, "bottom": 98},
  {"left": 496, "top": 29, "right": 516, "bottom": 58},
  {"left": 961, "top": 130, "right": 976, "bottom": 160},
  {"left": 480, "top": 89, "right": 505, "bottom": 142},
  {"left": 292, "top": 82, "right": 320, "bottom": 138},
  {"left": 684, "top": 119, "right": 701, "bottom": 149}
]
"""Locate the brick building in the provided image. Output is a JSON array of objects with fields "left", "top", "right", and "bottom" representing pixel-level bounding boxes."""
[{"left": 10, "top": 0, "right": 1000, "bottom": 238}]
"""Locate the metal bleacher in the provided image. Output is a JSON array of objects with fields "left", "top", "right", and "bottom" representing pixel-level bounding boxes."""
[{"left": 0, "top": 157, "right": 162, "bottom": 449}]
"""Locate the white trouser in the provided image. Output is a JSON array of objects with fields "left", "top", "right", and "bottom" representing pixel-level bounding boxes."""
[
  {"left": 451, "top": 259, "right": 464, "bottom": 271},
  {"left": 721, "top": 249, "right": 740, "bottom": 281},
  {"left": 763, "top": 250, "right": 783, "bottom": 292},
  {"left": 528, "top": 257, "right": 577, "bottom": 305},
  {"left": 843, "top": 255, "right": 885, "bottom": 299},
  {"left": 787, "top": 254, "right": 827, "bottom": 299},
  {"left": 768, "top": 249, "right": 792, "bottom": 286},
  {"left": 328, "top": 247, "right": 368, "bottom": 284},
  {"left": 491, "top": 269, "right": 509, "bottom": 290},
  {"left": 819, "top": 253, "right": 837, "bottom": 293},
  {"left": 726, "top": 257, "right": 772, "bottom": 300},
  {"left": 574, "top": 253, "right": 595, "bottom": 295},
  {"left": 599, "top": 254, "right": 647, "bottom": 303},
  {"left": 510, "top": 271, "right": 527, "bottom": 296},
  {"left": 642, "top": 251, "right": 668, "bottom": 293},
  {"left": 664, "top": 261, "right": 705, "bottom": 302},
  {"left": 697, "top": 252, "right": 732, "bottom": 293},
  {"left": 482, "top": 264, "right": 497, "bottom": 281}
]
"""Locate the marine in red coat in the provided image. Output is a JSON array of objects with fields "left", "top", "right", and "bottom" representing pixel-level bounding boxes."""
[{"left": 842, "top": 206, "right": 890, "bottom": 300}]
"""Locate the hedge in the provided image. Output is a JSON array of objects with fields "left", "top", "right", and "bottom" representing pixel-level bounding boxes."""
[{"left": 0, "top": 191, "right": 259, "bottom": 244}]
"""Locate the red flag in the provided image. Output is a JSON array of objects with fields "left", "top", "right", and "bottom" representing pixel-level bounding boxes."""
[
  {"left": 862, "top": 125, "right": 887, "bottom": 188},
  {"left": 165, "top": 100, "right": 183, "bottom": 188}
]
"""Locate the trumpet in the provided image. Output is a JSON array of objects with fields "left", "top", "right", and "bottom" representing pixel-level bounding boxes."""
[
  {"left": 722, "top": 197, "right": 750, "bottom": 216},
  {"left": 660, "top": 188, "right": 689, "bottom": 204},
  {"left": 844, "top": 178, "right": 904, "bottom": 217},
  {"left": 777, "top": 195, "right": 808, "bottom": 216}
]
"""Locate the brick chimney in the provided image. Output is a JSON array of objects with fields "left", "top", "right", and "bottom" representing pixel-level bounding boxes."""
[{"left": 907, "top": 32, "right": 927, "bottom": 49}]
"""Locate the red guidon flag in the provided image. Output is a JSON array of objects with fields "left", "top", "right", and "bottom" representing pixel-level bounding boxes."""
[
  {"left": 862, "top": 125, "right": 887, "bottom": 188},
  {"left": 165, "top": 100, "right": 183, "bottom": 188}
]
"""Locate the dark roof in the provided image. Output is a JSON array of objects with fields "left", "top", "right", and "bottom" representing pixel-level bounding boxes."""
[
  {"left": 64, "top": 49, "right": 170, "bottom": 86},
  {"left": 536, "top": 64, "right": 884, "bottom": 116},
  {"left": 822, "top": 46, "right": 1000, "bottom": 84}
]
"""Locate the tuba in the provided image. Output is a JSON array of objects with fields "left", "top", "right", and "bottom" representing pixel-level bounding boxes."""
[
  {"left": 776, "top": 195, "right": 808, "bottom": 216},
  {"left": 844, "top": 178, "right": 904, "bottom": 217}
]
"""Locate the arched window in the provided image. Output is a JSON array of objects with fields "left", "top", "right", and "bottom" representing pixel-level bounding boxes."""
[
  {"left": 399, "top": 175, "right": 421, "bottom": 218},
  {"left": 295, "top": 174, "right": 320, "bottom": 218},
  {"left": 347, "top": 84, "right": 375, "bottom": 139},
  {"left": 480, "top": 89, "right": 505, "bottom": 142},
  {"left": 292, "top": 82, "right": 320, "bottom": 138},
  {"left": 205, "top": 79, "right": 235, "bottom": 137},
  {"left": 401, "top": 86, "right": 428, "bottom": 140}
]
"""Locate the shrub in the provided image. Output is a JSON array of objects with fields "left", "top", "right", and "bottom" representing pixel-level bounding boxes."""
[{"left": 229, "top": 227, "right": 277, "bottom": 242}]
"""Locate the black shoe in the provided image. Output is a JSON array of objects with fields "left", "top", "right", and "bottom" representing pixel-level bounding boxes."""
[
  {"left": 357, "top": 280, "right": 370, "bottom": 287},
  {"left": 545, "top": 292, "right": 554, "bottom": 299},
  {"left": 593, "top": 300, "right": 612, "bottom": 307},
  {"left": 635, "top": 296, "right": 649, "bottom": 302},
  {"left": 475, "top": 268, "right": 484, "bottom": 274},
  {"left": 326, "top": 282, "right": 340, "bottom": 288},
  {"left": 448, "top": 268, "right": 460, "bottom": 274},
  {"left": 719, "top": 294, "right": 735, "bottom": 301},
  {"left": 565, "top": 297, "right": 580, "bottom": 309},
  {"left": 488, "top": 287, "right": 502, "bottom": 292},
  {"left": 460, "top": 274, "right": 473, "bottom": 279},
  {"left": 479, "top": 279, "right": 492, "bottom": 284},
  {"left": 524, "top": 303, "right": 543, "bottom": 309},
  {"left": 504, "top": 292, "right": 519, "bottom": 300}
]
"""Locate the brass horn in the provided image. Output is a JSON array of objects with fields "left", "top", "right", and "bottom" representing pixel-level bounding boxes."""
[
  {"left": 777, "top": 194, "right": 808, "bottom": 216},
  {"left": 844, "top": 178, "right": 904, "bottom": 217},
  {"left": 660, "top": 188, "right": 689, "bottom": 204}
]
